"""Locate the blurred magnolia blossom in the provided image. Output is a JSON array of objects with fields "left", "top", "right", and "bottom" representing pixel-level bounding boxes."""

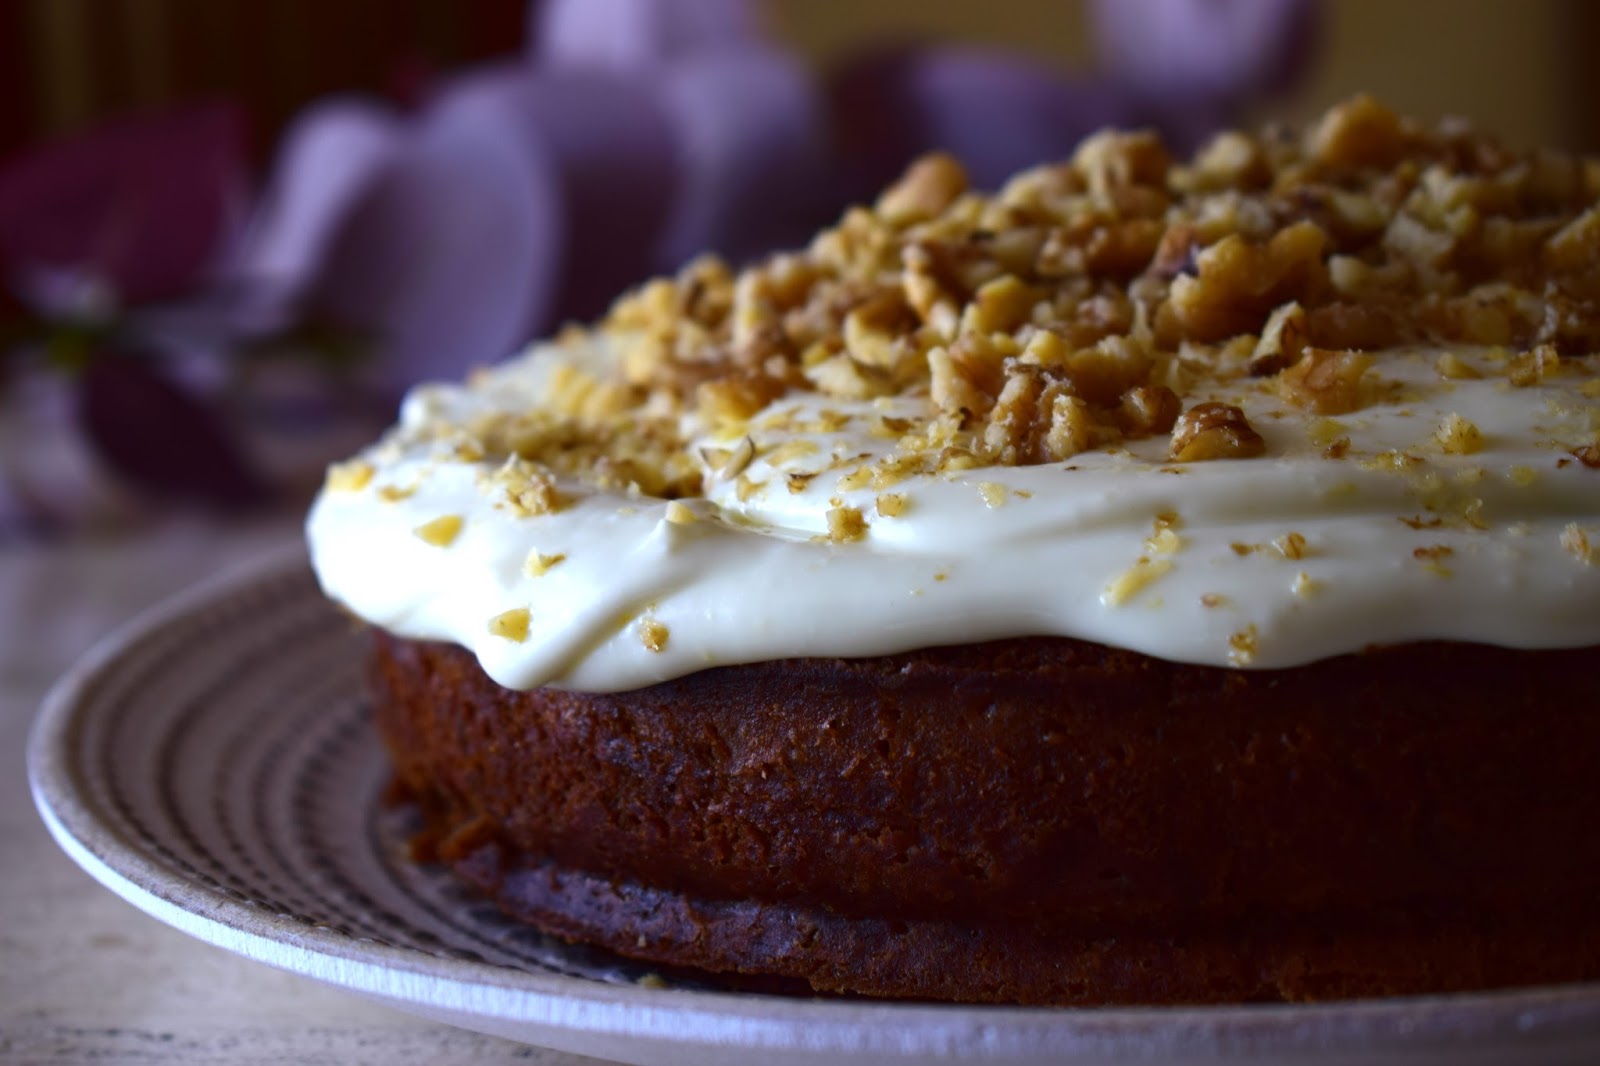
[{"left": 0, "top": 0, "right": 1313, "bottom": 536}]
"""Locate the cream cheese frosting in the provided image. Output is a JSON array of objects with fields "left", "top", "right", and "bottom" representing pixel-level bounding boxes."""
[{"left": 307, "top": 336, "right": 1600, "bottom": 693}]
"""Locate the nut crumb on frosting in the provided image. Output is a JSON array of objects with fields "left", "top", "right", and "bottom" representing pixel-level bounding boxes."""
[
  {"left": 1103, "top": 556, "right": 1173, "bottom": 606},
  {"left": 1227, "top": 624, "right": 1259, "bottom": 665},
  {"left": 1562, "top": 523, "right": 1595, "bottom": 565},
  {"left": 488, "top": 607, "right": 531, "bottom": 643},
  {"left": 414, "top": 514, "right": 464, "bottom": 547},
  {"left": 325, "top": 460, "right": 375, "bottom": 492},
  {"left": 826, "top": 505, "right": 869, "bottom": 542},
  {"left": 638, "top": 618, "right": 670, "bottom": 652},
  {"left": 875, "top": 492, "right": 909, "bottom": 517},
  {"left": 1434, "top": 413, "right": 1482, "bottom": 454},
  {"left": 524, "top": 550, "right": 567, "bottom": 577}
]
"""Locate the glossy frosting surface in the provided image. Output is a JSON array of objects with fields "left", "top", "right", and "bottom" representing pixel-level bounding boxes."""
[{"left": 307, "top": 336, "right": 1600, "bottom": 692}]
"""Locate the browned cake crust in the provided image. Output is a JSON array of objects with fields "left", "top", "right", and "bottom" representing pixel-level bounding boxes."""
[{"left": 371, "top": 631, "right": 1600, "bottom": 1004}]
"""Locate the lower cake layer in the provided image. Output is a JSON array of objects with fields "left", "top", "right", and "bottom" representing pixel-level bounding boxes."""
[{"left": 369, "top": 632, "right": 1600, "bottom": 1005}]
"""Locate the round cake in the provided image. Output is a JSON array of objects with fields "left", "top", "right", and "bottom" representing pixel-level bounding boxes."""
[{"left": 309, "top": 96, "right": 1600, "bottom": 1004}]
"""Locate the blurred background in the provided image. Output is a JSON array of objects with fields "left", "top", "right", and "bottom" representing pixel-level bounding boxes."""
[
  {"left": 3, "top": 1, "right": 1593, "bottom": 157},
  {"left": 0, "top": 0, "right": 1594, "bottom": 535}
]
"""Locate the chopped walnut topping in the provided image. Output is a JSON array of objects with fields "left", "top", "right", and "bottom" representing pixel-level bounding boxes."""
[
  {"left": 414, "top": 514, "right": 464, "bottom": 547},
  {"left": 1227, "top": 624, "right": 1259, "bottom": 665},
  {"left": 977, "top": 481, "right": 1008, "bottom": 508},
  {"left": 1435, "top": 413, "right": 1483, "bottom": 454},
  {"left": 327, "top": 98, "right": 1600, "bottom": 527},
  {"left": 638, "top": 618, "right": 670, "bottom": 652},
  {"left": 1561, "top": 523, "right": 1595, "bottom": 565},
  {"left": 1103, "top": 556, "right": 1173, "bottom": 606},
  {"left": 1435, "top": 352, "right": 1481, "bottom": 380},
  {"left": 1572, "top": 443, "right": 1600, "bottom": 468},
  {"left": 825, "top": 506, "right": 868, "bottom": 542},
  {"left": 1250, "top": 301, "right": 1307, "bottom": 376},
  {"left": 325, "top": 460, "right": 375, "bottom": 493},
  {"left": 489, "top": 455, "right": 566, "bottom": 517},
  {"left": 1507, "top": 345, "right": 1561, "bottom": 387},
  {"left": 488, "top": 607, "right": 531, "bottom": 643},
  {"left": 524, "top": 550, "right": 567, "bottom": 577},
  {"left": 377, "top": 483, "right": 417, "bottom": 503},
  {"left": 875, "top": 492, "right": 909, "bottom": 517},
  {"left": 1169, "top": 403, "right": 1266, "bottom": 461},
  {"left": 1277, "top": 348, "right": 1374, "bottom": 415},
  {"left": 1272, "top": 531, "right": 1309, "bottom": 559}
]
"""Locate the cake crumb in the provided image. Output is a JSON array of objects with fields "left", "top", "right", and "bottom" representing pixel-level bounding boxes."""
[
  {"left": 1292, "top": 571, "right": 1322, "bottom": 598},
  {"left": 325, "top": 460, "right": 375, "bottom": 492},
  {"left": 414, "top": 514, "right": 464, "bottom": 547},
  {"left": 1561, "top": 523, "right": 1595, "bottom": 565},
  {"left": 665, "top": 500, "right": 697, "bottom": 525},
  {"left": 488, "top": 607, "right": 531, "bottom": 643},
  {"left": 639, "top": 618, "right": 671, "bottom": 652},
  {"left": 875, "top": 492, "right": 909, "bottom": 517}
]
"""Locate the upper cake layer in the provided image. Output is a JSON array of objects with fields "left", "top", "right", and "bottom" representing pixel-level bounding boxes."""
[{"left": 307, "top": 96, "right": 1600, "bottom": 692}]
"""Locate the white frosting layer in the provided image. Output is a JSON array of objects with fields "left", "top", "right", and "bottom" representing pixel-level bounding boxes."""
[{"left": 308, "top": 339, "right": 1600, "bottom": 692}]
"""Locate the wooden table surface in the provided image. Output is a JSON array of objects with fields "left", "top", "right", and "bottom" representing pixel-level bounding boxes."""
[{"left": 0, "top": 517, "right": 611, "bottom": 1065}]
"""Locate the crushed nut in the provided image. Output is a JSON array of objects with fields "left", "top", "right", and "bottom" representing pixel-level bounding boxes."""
[
  {"left": 825, "top": 506, "right": 868, "bottom": 542},
  {"left": 1272, "top": 531, "right": 1309, "bottom": 559},
  {"left": 1103, "top": 556, "right": 1173, "bottom": 606},
  {"left": 638, "top": 618, "right": 670, "bottom": 652},
  {"left": 875, "top": 492, "right": 909, "bottom": 517},
  {"left": 488, "top": 607, "right": 531, "bottom": 643},
  {"left": 524, "top": 550, "right": 567, "bottom": 577},
  {"left": 1435, "top": 413, "right": 1483, "bottom": 454},
  {"left": 325, "top": 460, "right": 374, "bottom": 492},
  {"left": 1277, "top": 348, "right": 1374, "bottom": 415},
  {"left": 1561, "top": 523, "right": 1595, "bottom": 565},
  {"left": 1227, "top": 624, "right": 1259, "bottom": 665},
  {"left": 414, "top": 515, "right": 464, "bottom": 547},
  {"left": 1169, "top": 403, "right": 1266, "bottom": 461}
]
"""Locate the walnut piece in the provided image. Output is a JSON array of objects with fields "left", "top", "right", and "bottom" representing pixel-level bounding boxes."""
[{"left": 1169, "top": 403, "right": 1267, "bottom": 462}]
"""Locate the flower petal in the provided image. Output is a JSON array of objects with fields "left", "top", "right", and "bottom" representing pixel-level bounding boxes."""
[
  {"left": 520, "top": 69, "right": 679, "bottom": 319},
  {"left": 654, "top": 48, "right": 828, "bottom": 268},
  {"left": 0, "top": 105, "right": 248, "bottom": 307},
  {"left": 221, "top": 99, "right": 406, "bottom": 334},
  {"left": 830, "top": 47, "right": 1137, "bottom": 193},
  {"left": 536, "top": 0, "right": 762, "bottom": 69},
  {"left": 1087, "top": 0, "right": 1317, "bottom": 104},
  {"left": 308, "top": 66, "right": 566, "bottom": 389},
  {"left": 76, "top": 354, "right": 269, "bottom": 507}
]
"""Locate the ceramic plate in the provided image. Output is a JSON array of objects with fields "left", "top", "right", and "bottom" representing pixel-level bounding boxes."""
[{"left": 28, "top": 551, "right": 1600, "bottom": 1065}]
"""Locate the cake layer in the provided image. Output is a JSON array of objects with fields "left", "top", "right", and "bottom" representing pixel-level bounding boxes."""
[{"left": 372, "top": 632, "right": 1600, "bottom": 1003}]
